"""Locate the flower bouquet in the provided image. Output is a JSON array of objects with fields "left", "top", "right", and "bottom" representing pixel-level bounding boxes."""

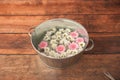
[{"left": 38, "top": 27, "right": 86, "bottom": 59}]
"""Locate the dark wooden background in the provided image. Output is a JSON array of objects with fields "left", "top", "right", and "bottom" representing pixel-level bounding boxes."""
[{"left": 0, "top": 0, "right": 120, "bottom": 80}]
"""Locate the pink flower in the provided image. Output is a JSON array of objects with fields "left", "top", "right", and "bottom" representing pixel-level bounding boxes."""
[
  {"left": 56, "top": 45, "right": 65, "bottom": 53},
  {"left": 38, "top": 41, "right": 48, "bottom": 49},
  {"left": 70, "top": 31, "right": 79, "bottom": 38},
  {"left": 68, "top": 42, "right": 78, "bottom": 50},
  {"left": 76, "top": 37, "right": 84, "bottom": 43}
]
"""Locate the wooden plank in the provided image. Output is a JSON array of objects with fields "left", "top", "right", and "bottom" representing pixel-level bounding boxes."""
[
  {"left": 86, "top": 15, "right": 120, "bottom": 32},
  {"left": 89, "top": 33, "right": 120, "bottom": 54},
  {"left": 0, "top": 54, "right": 120, "bottom": 80},
  {"left": 0, "top": 34, "right": 35, "bottom": 54},
  {"left": 0, "top": 15, "right": 119, "bottom": 33},
  {"left": 0, "top": 15, "right": 85, "bottom": 33},
  {"left": 0, "top": 33, "right": 119, "bottom": 54},
  {"left": 0, "top": 0, "right": 119, "bottom": 15}
]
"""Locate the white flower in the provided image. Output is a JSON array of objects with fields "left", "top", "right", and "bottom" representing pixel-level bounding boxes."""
[
  {"left": 55, "top": 31, "right": 61, "bottom": 35},
  {"left": 66, "top": 49, "right": 76, "bottom": 57},
  {"left": 51, "top": 35, "right": 56, "bottom": 39},
  {"left": 43, "top": 35, "right": 50, "bottom": 41},
  {"left": 51, "top": 28, "right": 56, "bottom": 32},
  {"left": 51, "top": 43, "right": 57, "bottom": 49},
  {"left": 66, "top": 36, "right": 74, "bottom": 41},
  {"left": 56, "top": 35, "right": 61, "bottom": 41},
  {"left": 59, "top": 37, "right": 70, "bottom": 45},
  {"left": 59, "top": 38, "right": 66, "bottom": 44},
  {"left": 44, "top": 47, "right": 50, "bottom": 52},
  {"left": 62, "top": 33, "right": 68, "bottom": 38},
  {"left": 50, "top": 40, "right": 57, "bottom": 44},
  {"left": 54, "top": 53, "right": 60, "bottom": 58},
  {"left": 71, "top": 50, "right": 78, "bottom": 55},
  {"left": 65, "top": 28, "right": 71, "bottom": 33},
  {"left": 44, "top": 47, "right": 50, "bottom": 55},
  {"left": 49, "top": 50, "right": 60, "bottom": 58},
  {"left": 78, "top": 46, "right": 83, "bottom": 52},
  {"left": 66, "top": 49, "right": 72, "bottom": 54},
  {"left": 49, "top": 50, "right": 56, "bottom": 57},
  {"left": 59, "top": 28, "right": 64, "bottom": 33},
  {"left": 64, "top": 40, "right": 70, "bottom": 46},
  {"left": 59, "top": 52, "right": 67, "bottom": 58},
  {"left": 66, "top": 49, "right": 78, "bottom": 57},
  {"left": 78, "top": 42, "right": 85, "bottom": 48},
  {"left": 46, "top": 31, "right": 52, "bottom": 36}
]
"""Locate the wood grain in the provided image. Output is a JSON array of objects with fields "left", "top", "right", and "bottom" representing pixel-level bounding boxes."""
[
  {"left": 0, "top": 0, "right": 119, "bottom": 80},
  {"left": 86, "top": 15, "right": 120, "bottom": 32},
  {"left": 0, "top": 34, "right": 35, "bottom": 54},
  {"left": 0, "top": 54, "right": 119, "bottom": 80},
  {"left": 89, "top": 33, "right": 120, "bottom": 54},
  {"left": 0, "top": 33, "right": 119, "bottom": 54},
  {"left": 0, "top": 15, "right": 120, "bottom": 33},
  {"left": 0, "top": 15, "right": 85, "bottom": 33},
  {"left": 0, "top": 0, "right": 119, "bottom": 15}
]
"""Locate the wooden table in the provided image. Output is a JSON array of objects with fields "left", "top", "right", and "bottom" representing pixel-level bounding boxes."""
[{"left": 0, "top": 0, "right": 120, "bottom": 80}]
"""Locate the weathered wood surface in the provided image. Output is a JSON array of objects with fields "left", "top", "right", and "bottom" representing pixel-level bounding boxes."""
[
  {"left": 0, "top": 0, "right": 119, "bottom": 80},
  {"left": 0, "top": 33, "right": 119, "bottom": 54},
  {"left": 0, "top": 54, "right": 120, "bottom": 80},
  {"left": 0, "top": 15, "right": 120, "bottom": 33},
  {"left": 0, "top": 0, "right": 119, "bottom": 15},
  {"left": 0, "top": 34, "right": 35, "bottom": 54}
]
